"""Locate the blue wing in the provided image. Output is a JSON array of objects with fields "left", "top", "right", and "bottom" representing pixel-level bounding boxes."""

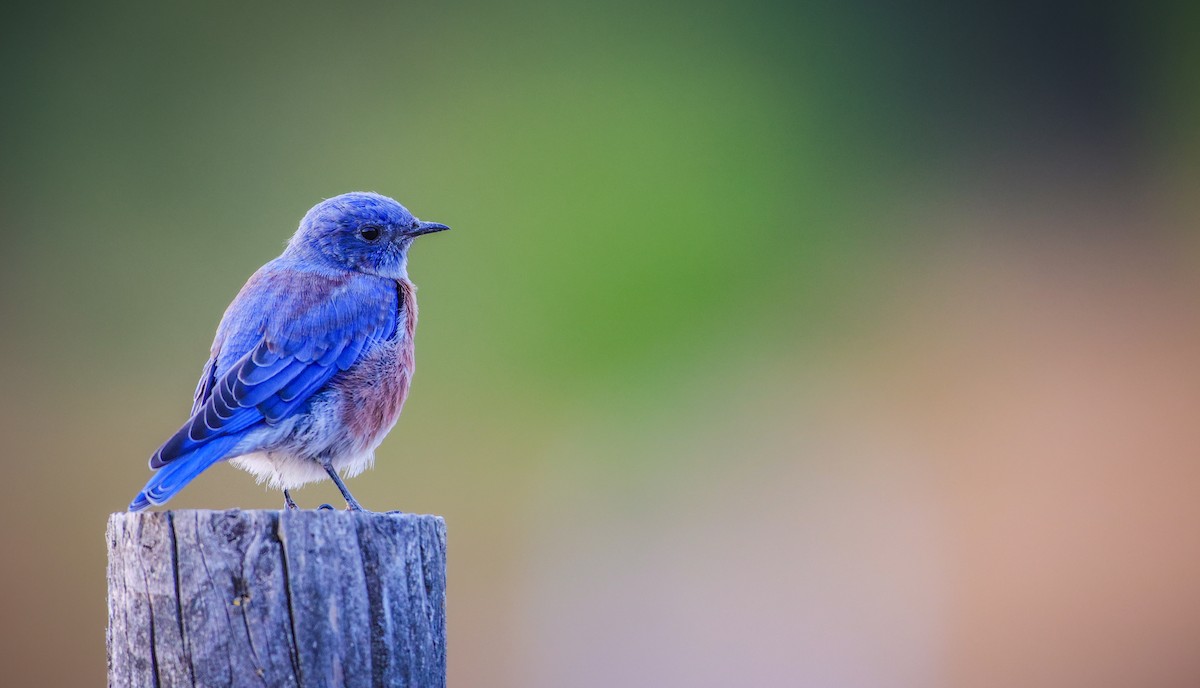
[
  {"left": 149, "top": 264, "right": 398, "bottom": 470},
  {"left": 190, "top": 357, "right": 217, "bottom": 417}
]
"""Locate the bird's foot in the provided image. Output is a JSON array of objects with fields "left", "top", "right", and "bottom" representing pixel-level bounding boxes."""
[
  {"left": 320, "top": 459, "right": 371, "bottom": 512},
  {"left": 316, "top": 502, "right": 371, "bottom": 512},
  {"left": 283, "top": 490, "right": 299, "bottom": 511}
]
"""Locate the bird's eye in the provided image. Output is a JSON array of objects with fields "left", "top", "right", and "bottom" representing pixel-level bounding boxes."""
[{"left": 359, "top": 225, "right": 382, "bottom": 242}]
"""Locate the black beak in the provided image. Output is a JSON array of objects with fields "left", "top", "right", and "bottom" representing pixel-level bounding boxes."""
[{"left": 410, "top": 220, "right": 450, "bottom": 237}]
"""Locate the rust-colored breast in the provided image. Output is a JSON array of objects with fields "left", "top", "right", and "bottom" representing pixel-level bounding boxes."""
[{"left": 335, "top": 279, "right": 418, "bottom": 451}]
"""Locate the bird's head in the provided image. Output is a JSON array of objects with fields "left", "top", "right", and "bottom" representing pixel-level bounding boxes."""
[{"left": 286, "top": 192, "right": 449, "bottom": 278}]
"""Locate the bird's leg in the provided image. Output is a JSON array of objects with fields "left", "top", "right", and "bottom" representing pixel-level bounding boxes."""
[
  {"left": 320, "top": 458, "right": 369, "bottom": 511},
  {"left": 283, "top": 490, "right": 299, "bottom": 511}
]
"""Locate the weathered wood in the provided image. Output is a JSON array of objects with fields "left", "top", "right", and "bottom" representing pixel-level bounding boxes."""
[{"left": 107, "top": 510, "right": 446, "bottom": 688}]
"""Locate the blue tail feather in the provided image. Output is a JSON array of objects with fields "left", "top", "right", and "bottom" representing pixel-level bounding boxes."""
[{"left": 129, "top": 434, "right": 244, "bottom": 511}]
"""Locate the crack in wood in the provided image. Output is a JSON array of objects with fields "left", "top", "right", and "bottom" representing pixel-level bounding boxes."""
[{"left": 109, "top": 510, "right": 445, "bottom": 688}]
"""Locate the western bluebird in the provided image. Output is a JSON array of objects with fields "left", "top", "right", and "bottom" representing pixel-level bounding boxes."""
[{"left": 129, "top": 192, "right": 449, "bottom": 512}]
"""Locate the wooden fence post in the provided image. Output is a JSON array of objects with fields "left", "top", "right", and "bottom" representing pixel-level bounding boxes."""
[{"left": 106, "top": 510, "right": 446, "bottom": 688}]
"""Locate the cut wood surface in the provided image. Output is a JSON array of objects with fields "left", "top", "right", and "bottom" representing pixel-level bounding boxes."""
[{"left": 107, "top": 510, "right": 446, "bottom": 688}]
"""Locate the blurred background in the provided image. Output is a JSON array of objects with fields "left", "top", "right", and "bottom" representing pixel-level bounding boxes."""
[{"left": 2, "top": 1, "right": 1199, "bottom": 685}]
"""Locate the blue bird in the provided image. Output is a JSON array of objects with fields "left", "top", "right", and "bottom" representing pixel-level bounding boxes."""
[{"left": 129, "top": 192, "right": 449, "bottom": 511}]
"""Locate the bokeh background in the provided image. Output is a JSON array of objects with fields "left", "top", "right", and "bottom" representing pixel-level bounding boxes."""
[{"left": 3, "top": 1, "right": 1199, "bottom": 686}]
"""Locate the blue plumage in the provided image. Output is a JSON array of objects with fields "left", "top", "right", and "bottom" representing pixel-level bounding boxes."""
[
  {"left": 130, "top": 192, "right": 449, "bottom": 511},
  {"left": 131, "top": 434, "right": 246, "bottom": 510}
]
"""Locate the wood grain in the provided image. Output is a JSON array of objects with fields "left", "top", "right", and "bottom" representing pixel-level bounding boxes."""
[{"left": 107, "top": 510, "right": 446, "bottom": 687}]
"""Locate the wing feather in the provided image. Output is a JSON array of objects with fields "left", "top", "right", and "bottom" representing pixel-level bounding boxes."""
[{"left": 150, "top": 267, "right": 396, "bottom": 469}]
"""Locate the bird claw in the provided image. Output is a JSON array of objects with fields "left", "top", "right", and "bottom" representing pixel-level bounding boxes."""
[{"left": 317, "top": 503, "right": 336, "bottom": 511}]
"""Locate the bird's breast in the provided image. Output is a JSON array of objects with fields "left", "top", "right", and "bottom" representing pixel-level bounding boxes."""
[{"left": 331, "top": 279, "right": 418, "bottom": 450}]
